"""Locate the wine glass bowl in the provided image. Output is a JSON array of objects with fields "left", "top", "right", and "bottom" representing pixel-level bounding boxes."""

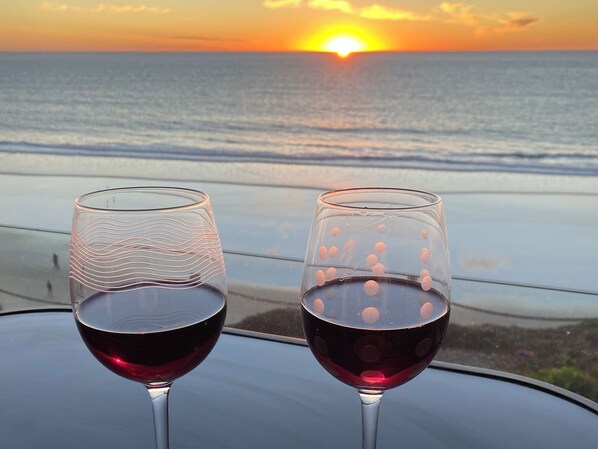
[
  {"left": 300, "top": 188, "right": 450, "bottom": 448},
  {"left": 70, "top": 186, "right": 227, "bottom": 449}
]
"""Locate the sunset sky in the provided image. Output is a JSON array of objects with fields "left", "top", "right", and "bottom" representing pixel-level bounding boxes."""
[{"left": 1, "top": 0, "right": 597, "bottom": 52}]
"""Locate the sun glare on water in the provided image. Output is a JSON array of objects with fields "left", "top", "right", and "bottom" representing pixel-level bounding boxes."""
[{"left": 323, "top": 36, "right": 365, "bottom": 58}]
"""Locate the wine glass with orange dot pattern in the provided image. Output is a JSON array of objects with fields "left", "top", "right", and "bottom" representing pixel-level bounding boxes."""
[{"left": 300, "top": 188, "right": 451, "bottom": 449}]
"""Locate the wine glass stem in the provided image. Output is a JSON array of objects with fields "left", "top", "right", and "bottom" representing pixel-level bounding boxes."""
[
  {"left": 147, "top": 385, "right": 171, "bottom": 449},
  {"left": 359, "top": 390, "right": 383, "bottom": 449}
]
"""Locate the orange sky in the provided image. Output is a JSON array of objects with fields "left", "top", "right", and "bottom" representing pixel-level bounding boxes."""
[{"left": 1, "top": 1, "right": 597, "bottom": 52}]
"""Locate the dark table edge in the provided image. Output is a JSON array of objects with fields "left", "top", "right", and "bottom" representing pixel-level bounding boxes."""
[{"left": 3, "top": 307, "right": 597, "bottom": 415}]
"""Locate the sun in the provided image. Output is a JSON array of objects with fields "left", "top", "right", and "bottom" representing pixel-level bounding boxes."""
[
  {"left": 323, "top": 35, "right": 365, "bottom": 57},
  {"left": 301, "top": 26, "right": 383, "bottom": 57}
]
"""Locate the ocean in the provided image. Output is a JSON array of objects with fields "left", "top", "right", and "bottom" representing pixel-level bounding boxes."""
[{"left": 0, "top": 51, "right": 597, "bottom": 175}]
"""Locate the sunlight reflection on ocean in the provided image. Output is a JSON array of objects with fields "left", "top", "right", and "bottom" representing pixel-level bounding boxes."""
[{"left": 0, "top": 51, "right": 597, "bottom": 175}]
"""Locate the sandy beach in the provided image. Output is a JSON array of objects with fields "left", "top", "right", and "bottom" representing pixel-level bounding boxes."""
[
  {"left": 2, "top": 152, "right": 598, "bottom": 282},
  {"left": 1, "top": 151, "right": 596, "bottom": 318}
]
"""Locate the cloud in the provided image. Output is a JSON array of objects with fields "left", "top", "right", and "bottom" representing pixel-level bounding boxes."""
[
  {"left": 439, "top": 2, "right": 538, "bottom": 35},
  {"left": 170, "top": 35, "right": 250, "bottom": 43},
  {"left": 262, "top": 0, "right": 301, "bottom": 8},
  {"left": 308, "top": 0, "right": 353, "bottom": 14},
  {"left": 439, "top": 2, "right": 480, "bottom": 26},
  {"left": 307, "top": 1, "right": 428, "bottom": 20},
  {"left": 38, "top": 2, "right": 81, "bottom": 12},
  {"left": 92, "top": 3, "right": 171, "bottom": 14},
  {"left": 259, "top": 0, "right": 438, "bottom": 23},
  {"left": 38, "top": 1, "right": 173, "bottom": 14},
  {"left": 260, "top": 1, "right": 475, "bottom": 24},
  {"left": 360, "top": 4, "right": 430, "bottom": 21},
  {"left": 260, "top": 1, "right": 539, "bottom": 34},
  {"left": 505, "top": 12, "right": 539, "bottom": 30}
]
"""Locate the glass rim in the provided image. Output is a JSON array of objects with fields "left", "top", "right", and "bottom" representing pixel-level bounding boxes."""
[
  {"left": 318, "top": 187, "right": 442, "bottom": 211},
  {"left": 74, "top": 186, "right": 210, "bottom": 213}
]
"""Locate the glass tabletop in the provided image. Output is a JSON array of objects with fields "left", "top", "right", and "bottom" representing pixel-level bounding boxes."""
[{"left": 1, "top": 310, "right": 596, "bottom": 449}]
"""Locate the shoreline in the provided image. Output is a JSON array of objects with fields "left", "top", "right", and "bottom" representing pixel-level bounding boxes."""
[
  {"left": 1, "top": 151, "right": 597, "bottom": 297},
  {"left": 2, "top": 152, "right": 597, "bottom": 194},
  {"left": 1, "top": 152, "right": 598, "bottom": 294},
  {"left": 2, "top": 146, "right": 597, "bottom": 178}
]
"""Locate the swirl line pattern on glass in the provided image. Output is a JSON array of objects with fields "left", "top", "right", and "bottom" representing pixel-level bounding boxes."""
[
  {"left": 70, "top": 214, "right": 225, "bottom": 292},
  {"left": 111, "top": 311, "right": 205, "bottom": 332}
]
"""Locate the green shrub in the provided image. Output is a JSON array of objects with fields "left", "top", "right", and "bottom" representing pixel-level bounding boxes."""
[{"left": 530, "top": 366, "right": 598, "bottom": 402}]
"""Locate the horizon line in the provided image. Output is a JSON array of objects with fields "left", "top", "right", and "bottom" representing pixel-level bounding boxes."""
[{"left": 1, "top": 48, "right": 597, "bottom": 54}]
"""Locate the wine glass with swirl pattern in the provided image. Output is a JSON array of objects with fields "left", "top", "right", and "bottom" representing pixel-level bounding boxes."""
[
  {"left": 301, "top": 188, "right": 451, "bottom": 449},
  {"left": 70, "top": 187, "right": 227, "bottom": 449}
]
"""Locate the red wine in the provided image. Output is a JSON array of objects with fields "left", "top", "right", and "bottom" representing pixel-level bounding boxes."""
[
  {"left": 75, "top": 284, "right": 226, "bottom": 386},
  {"left": 301, "top": 277, "right": 449, "bottom": 391}
]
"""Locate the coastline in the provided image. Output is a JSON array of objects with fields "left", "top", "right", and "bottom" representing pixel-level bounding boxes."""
[
  {"left": 1, "top": 150, "right": 597, "bottom": 306},
  {"left": 2, "top": 151, "right": 598, "bottom": 193},
  {"left": 1, "top": 151, "right": 598, "bottom": 292}
]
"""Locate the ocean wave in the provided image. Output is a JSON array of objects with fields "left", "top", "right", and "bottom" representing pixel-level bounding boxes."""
[{"left": 1, "top": 140, "right": 597, "bottom": 176}]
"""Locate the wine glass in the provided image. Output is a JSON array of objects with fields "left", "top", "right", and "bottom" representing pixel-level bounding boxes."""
[
  {"left": 300, "top": 188, "right": 451, "bottom": 449},
  {"left": 69, "top": 186, "right": 227, "bottom": 449}
]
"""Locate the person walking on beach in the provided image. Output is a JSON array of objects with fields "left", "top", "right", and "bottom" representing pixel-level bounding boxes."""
[{"left": 52, "top": 253, "right": 60, "bottom": 271}]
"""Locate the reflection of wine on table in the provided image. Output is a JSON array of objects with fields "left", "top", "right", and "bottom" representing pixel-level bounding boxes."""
[
  {"left": 302, "top": 277, "right": 450, "bottom": 391},
  {"left": 76, "top": 284, "right": 226, "bottom": 385}
]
